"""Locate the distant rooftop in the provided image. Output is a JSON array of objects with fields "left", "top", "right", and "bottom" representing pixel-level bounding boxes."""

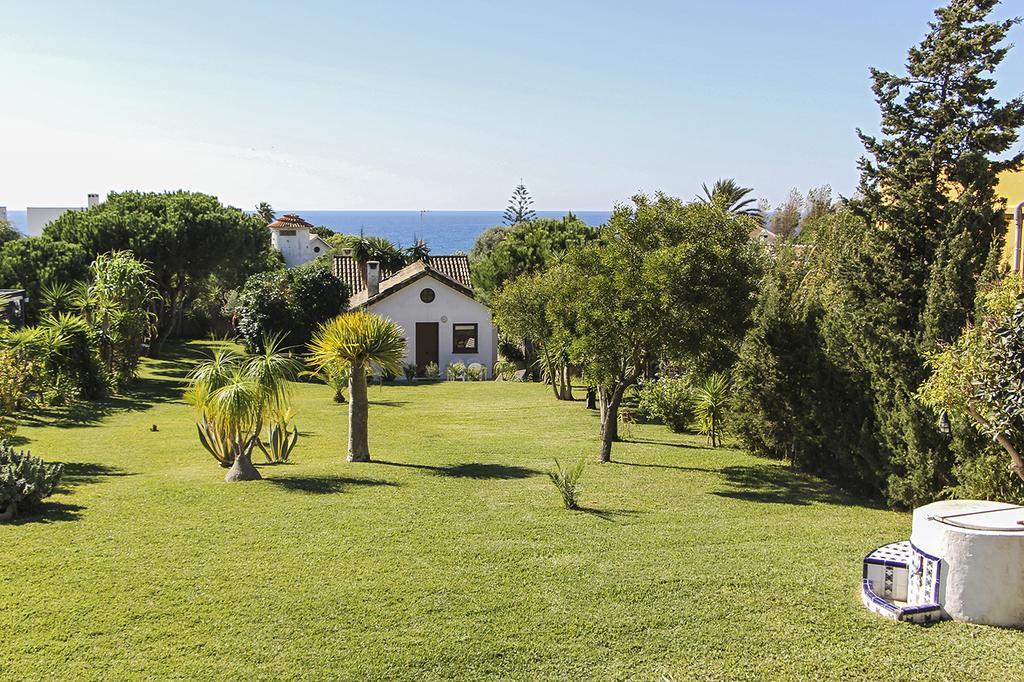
[{"left": 268, "top": 213, "right": 314, "bottom": 230}]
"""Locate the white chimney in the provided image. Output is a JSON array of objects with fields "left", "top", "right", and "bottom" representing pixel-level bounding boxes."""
[
  {"left": 0, "top": 207, "right": 6, "bottom": 222},
  {"left": 366, "top": 261, "right": 380, "bottom": 297},
  {"left": 87, "top": 193, "right": 100, "bottom": 208}
]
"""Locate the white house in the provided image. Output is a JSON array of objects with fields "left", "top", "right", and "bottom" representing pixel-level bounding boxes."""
[
  {"left": 26, "top": 193, "right": 100, "bottom": 235},
  {"left": 268, "top": 213, "right": 331, "bottom": 268},
  {"left": 333, "top": 253, "right": 497, "bottom": 378}
]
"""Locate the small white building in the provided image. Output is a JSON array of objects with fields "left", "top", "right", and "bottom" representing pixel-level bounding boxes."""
[
  {"left": 334, "top": 253, "right": 496, "bottom": 378},
  {"left": 268, "top": 213, "right": 331, "bottom": 268},
  {"left": 26, "top": 193, "right": 100, "bottom": 235}
]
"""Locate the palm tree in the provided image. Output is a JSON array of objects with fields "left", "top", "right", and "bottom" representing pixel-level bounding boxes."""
[
  {"left": 186, "top": 335, "right": 301, "bottom": 481},
  {"left": 698, "top": 179, "right": 761, "bottom": 218},
  {"left": 307, "top": 311, "right": 407, "bottom": 462},
  {"left": 695, "top": 373, "right": 729, "bottom": 448}
]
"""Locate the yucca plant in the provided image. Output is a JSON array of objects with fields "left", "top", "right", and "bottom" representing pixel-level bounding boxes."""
[
  {"left": 548, "top": 458, "right": 586, "bottom": 510},
  {"left": 424, "top": 361, "right": 440, "bottom": 379},
  {"left": 307, "top": 311, "right": 407, "bottom": 462},
  {"left": 256, "top": 408, "right": 300, "bottom": 463},
  {"left": 695, "top": 373, "right": 729, "bottom": 447}
]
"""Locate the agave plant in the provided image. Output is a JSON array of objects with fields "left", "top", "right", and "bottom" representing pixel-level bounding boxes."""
[{"left": 256, "top": 408, "right": 300, "bottom": 464}]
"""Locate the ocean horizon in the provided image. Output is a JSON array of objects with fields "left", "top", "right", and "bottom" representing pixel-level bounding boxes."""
[{"left": 5, "top": 209, "right": 613, "bottom": 254}]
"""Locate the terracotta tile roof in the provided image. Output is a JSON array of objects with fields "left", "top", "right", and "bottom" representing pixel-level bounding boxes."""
[
  {"left": 332, "top": 254, "right": 472, "bottom": 296},
  {"left": 268, "top": 213, "right": 314, "bottom": 230}
]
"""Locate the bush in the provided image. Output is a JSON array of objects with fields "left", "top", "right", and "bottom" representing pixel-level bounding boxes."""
[
  {"left": 424, "top": 362, "right": 439, "bottom": 379},
  {"left": 236, "top": 263, "right": 348, "bottom": 352},
  {"left": 402, "top": 362, "right": 417, "bottom": 380},
  {"left": 636, "top": 377, "right": 694, "bottom": 432},
  {"left": 0, "top": 446, "right": 64, "bottom": 520},
  {"left": 446, "top": 361, "right": 466, "bottom": 381},
  {"left": 466, "top": 363, "right": 485, "bottom": 381},
  {"left": 547, "top": 458, "right": 585, "bottom": 510},
  {"left": 493, "top": 359, "right": 518, "bottom": 381}
]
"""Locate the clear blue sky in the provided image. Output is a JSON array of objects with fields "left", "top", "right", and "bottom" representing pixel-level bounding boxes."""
[{"left": 2, "top": 0, "right": 1022, "bottom": 211}]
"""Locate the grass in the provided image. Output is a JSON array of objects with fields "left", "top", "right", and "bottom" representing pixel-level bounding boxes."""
[{"left": 2, "top": 341, "right": 1022, "bottom": 680}]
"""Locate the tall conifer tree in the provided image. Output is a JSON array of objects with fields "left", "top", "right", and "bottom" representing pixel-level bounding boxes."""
[{"left": 849, "top": 0, "right": 1024, "bottom": 505}]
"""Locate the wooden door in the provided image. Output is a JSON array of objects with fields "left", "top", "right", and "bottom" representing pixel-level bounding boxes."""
[{"left": 415, "top": 322, "right": 439, "bottom": 376}]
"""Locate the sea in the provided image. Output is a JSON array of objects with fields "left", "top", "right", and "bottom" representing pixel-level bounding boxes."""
[{"left": 4, "top": 210, "right": 613, "bottom": 254}]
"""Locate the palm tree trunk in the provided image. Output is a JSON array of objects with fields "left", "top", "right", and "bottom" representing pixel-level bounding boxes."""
[{"left": 348, "top": 364, "right": 370, "bottom": 462}]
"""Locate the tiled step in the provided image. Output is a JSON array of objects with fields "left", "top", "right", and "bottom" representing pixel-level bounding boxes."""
[{"left": 861, "top": 541, "right": 944, "bottom": 624}]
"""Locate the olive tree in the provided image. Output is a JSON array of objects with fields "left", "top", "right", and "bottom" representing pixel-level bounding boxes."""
[{"left": 547, "top": 194, "right": 761, "bottom": 462}]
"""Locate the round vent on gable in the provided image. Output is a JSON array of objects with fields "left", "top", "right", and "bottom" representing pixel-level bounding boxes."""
[{"left": 420, "top": 288, "right": 436, "bottom": 303}]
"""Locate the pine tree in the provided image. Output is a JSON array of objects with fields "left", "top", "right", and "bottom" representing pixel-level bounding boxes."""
[
  {"left": 503, "top": 183, "right": 537, "bottom": 225},
  {"left": 847, "top": 0, "right": 1024, "bottom": 505}
]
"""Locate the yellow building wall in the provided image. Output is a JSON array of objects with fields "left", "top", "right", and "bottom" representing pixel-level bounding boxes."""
[{"left": 999, "top": 170, "right": 1024, "bottom": 268}]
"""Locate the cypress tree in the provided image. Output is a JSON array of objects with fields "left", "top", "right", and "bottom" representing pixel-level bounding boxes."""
[{"left": 848, "top": 0, "right": 1024, "bottom": 505}]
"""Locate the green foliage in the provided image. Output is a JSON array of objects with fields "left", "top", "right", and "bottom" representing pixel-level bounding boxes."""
[
  {"left": 0, "top": 237, "right": 90, "bottom": 324},
  {"left": 731, "top": 219, "right": 886, "bottom": 495},
  {"left": 698, "top": 178, "right": 760, "bottom": 218},
  {"left": 0, "top": 446, "right": 64, "bottom": 520},
  {"left": 492, "top": 359, "right": 518, "bottom": 381},
  {"left": 81, "top": 251, "right": 159, "bottom": 387},
  {"left": 186, "top": 339, "right": 302, "bottom": 470},
  {"left": 0, "top": 349, "right": 32, "bottom": 441},
  {"left": 44, "top": 191, "right": 275, "bottom": 346},
  {"left": 424, "top": 361, "right": 440, "bottom": 379},
  {"left": 446, "top": 361, "right": 466, "bottom": 381},
  {"left": 0, "top": 217, "right": 21, "bottom": 245},
  {"left": 636, "top": 376, "right": 694, "bottom": 433},
  {"left": 918, "top": 276, "right": 1024, "bottom": 499},
  {"left": 402, "top": 362, "right": 417, "bottom": 380},
  {"left": 235, "top": 263, "right": 348, "bottom": 352},
  {"left": 307, "top": 311, "right": 407, "bottom": 378},
  {"left": 840, "top": 0, "right": 1024, "bottom": 506},
  {"left": 465, "top": 363, "right": 485, "bottom": 381},
  {"left": 547, "top": 458, "right": 585, "bottom": 510},
  {"left": 256, "top": 409, "right": 300, "bottom": 464},
  {"left": 471, "top": 215, "right": 597, "bottom": 297},
  {"left": 502, "top": 183, "right": 537, "bottom": 226},
  {"left": 695, "top": 373, "right": 729, "bottom": 447}
]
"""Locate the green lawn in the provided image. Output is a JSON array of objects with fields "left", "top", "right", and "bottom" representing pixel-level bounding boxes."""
[{"left": 2, "top": 341, "right": 1022, "bottom": 681}]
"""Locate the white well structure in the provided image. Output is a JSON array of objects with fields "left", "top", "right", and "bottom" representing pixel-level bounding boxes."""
[{"left": 863, "top": 500, "right": 1024, "bottom": 626}]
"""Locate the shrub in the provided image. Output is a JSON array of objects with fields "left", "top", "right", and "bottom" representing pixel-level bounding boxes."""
[
  {"left": 424, "top": 361, "right": 440, "bottom": 379},
  {"left": 0, "top": 349, "right": 32, "bottom": 440},
  {"left": 0, "top": 446, "right": 64, "bottom": 520},
  {"left": 548, "top": 458, "right": 585, "bottom": 510},
  {"left": 466, "top": 363, "right": 485, "bottom": 381},
  {"left": 636, "top": 377, "right": 694, "bottom": 432},
  {"left": 493, "top": 359, "right": 518, "bottom": 381},
  {"left": 402, "top": 362, "right": 417, "bottom": 380},
  {"left": 235, "top": 263, "right": 348, "bottom": 352},
  {"left": 447, "top": 361, "right": 466, "bottom": 381}
]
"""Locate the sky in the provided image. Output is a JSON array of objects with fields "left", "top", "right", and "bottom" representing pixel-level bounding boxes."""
[{"left": 2, "top": 0, "right": 1023, "bottom": 211}]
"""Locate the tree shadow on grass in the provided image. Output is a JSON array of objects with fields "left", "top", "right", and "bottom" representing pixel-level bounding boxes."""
[
  {"left": 709, "top": 465, "right": 880, "bottom": 508},
  {"left": 621, "top": 438, "right": 703, "bottom": 450},
  {"left": 375, "top": 460, "right": 540, "bottom": 480},
  {"left": 59, "top": 462, "right": 134, "bottom": 488},
  {"left": 368, "top": 400, "right": 408, "bottom": 407},
  {"left": 17, "top": 341, "right": 202, "bottom": 430},
  {"left": 616, "top": 460, "right": 718, "bottom": 474},
  {"left": 1, "top": 462, "right": 125, "bottom": 525},
  {"left": 578, "top": 507, "right": 644, "bottom": 522},
  {"left": 4, "top": 501, "right": 86, "bottom": 525},
  {"left": 267, "top": 475, "right": 399, "bottom": 494}
]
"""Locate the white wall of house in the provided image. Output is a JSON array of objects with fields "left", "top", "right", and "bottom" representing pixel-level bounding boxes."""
[
  {"left": 367, "top": 274, "right": 497, "bottom": 378},
  {"left": 27, "top": 206, "right": 83, "bottom": 233},
  {"left": 271, "top": 227, "right": 329, "bottom": 268}
]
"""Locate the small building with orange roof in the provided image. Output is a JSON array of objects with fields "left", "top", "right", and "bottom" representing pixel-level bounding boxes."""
[{"left": 268, "top": 213, "right": 332, "bottom": 268}]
